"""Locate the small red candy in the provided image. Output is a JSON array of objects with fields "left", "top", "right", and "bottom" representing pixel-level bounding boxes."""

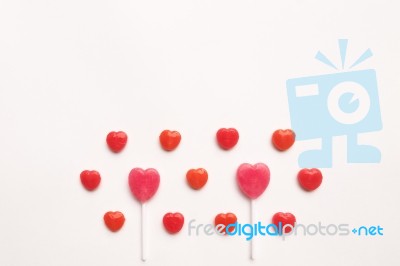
[
  {"left": 159, "top": 130, "right": 181, "bottom": 151},
  {"left": 272, "top": 129, "right": 295, "bottom": 151},
  {"left": 214, "top": 213, "right": 237, "bottom": 234},
  {"left": 163, "top": 212, "right": 185, "bottom": 234},
  {"left": 80, "top": 170, "right": 101, "bottom": 191},
  {"left": 216, "top": 128, "right": 239, "bottom": 150},
  {"left": 104, "top": 211, "right": 125, "bottom": 232},
  {"left": 297, "top": 168, "right": 323, "bottom": 191},
  {"left": 186, "top": 168, "right": 208, "bottom": 190},
  {"left": 272, "top": 212, "right": 296, "bottom": 233},
  {"left": 106, "top": 131, "right": 128, "bottom": 153}
]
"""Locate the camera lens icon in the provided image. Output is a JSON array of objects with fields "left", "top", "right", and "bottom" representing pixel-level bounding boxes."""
[
  {"left": 327, "top": 81, "right": 371, "bottom": 125},
  {"left": 286, "top": 69, "right": 382, "bottom": 168}
]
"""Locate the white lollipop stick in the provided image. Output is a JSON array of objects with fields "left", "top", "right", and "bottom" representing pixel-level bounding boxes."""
[
  {"left": 141, "top": 203, "right": 147, "bottom": 261},
  {"left": 250, "top": 199, "right": 255, "bottom": 260}
]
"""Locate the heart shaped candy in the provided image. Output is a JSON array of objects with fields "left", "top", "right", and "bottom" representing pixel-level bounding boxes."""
[
  {"left": 104, "top": 211, "right": 125, "bottom": 232},
  {"left": 272, "top": 212, "right": 296, "bottom": 233},
  {"left": 128, "top": 168, "right": 160, "bottom": 203},
  {"left": 80, "top": 170, "right": 101, "bottom": 191},
  {"left": 216, "top": 128, "right": 239, "bottom": 150},
  {"left": 297, "top": 168, "right": 322, "bottom": 191},
  {"left": 214, "top": 213, "right": 237, "bottom": 234},
  {"left": 106, "top": 131, "right": 128, "bottom": 153},
  {"left": 163, "top": 212, "right": 184, "bottom": 234},
  {"left": 159, "top": 130, "right": 181, "bottom": 151},
  {"left": 186, "top": 168, "right": 208, "bottom": 190},
  {"left": 272, "top": 129, "right": 295, "bottom": 151},
  {"left": 237, "top": 163, "right": 270, "bottom": 199}
]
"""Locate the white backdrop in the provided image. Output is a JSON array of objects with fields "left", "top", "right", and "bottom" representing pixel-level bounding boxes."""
[{"left": 1, "top": 1, "right": 400, "bottom": 265}]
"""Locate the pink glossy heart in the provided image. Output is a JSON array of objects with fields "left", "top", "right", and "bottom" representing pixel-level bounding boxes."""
[
  {"left": 237, "top": 163, "right": 270, "bottom": 199},
  {"left": 128, "top": 168, "right": 160, "bottom": 203}
]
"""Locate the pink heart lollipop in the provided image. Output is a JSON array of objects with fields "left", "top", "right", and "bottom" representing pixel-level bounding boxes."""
[
  {"left": 236, "top": 163, "right": 270, "bottom": 260},
  {"left": 129, "top": 168, "right": 160, "bottom": 203},
  {"left": 128, "top": 168, "right": 160, "bottom": 261},
  {"left": 237, "top": 163, "right": 270, "bottom": 199}
]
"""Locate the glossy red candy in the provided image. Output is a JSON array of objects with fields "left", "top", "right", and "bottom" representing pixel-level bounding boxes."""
[
  {"left": 297, "top": 168, "right": 323, "bottom": 191},
  {"left": 106, "top": 131, "right": 128, "bottom": 153},
  {"left": 216, "top": 128, "right": 239, "bottom": 150},
  {"left": 80, "top": 170, "right": 101, "bottom": 191},
  {"left": 186, "top": 168, "right": 208, "bottom": 190},
  {"left": 272, "top": 129, "right": 295, "bottom": 151},
  {"left": 163, "top": 212, "right": 184, "bottom": 234},
  {"left": 214, "top": 213, "right": 237, "bottom": 234},
  {"left": 104, "top": 211, "right": 125, "bottom": 232},
  {"left": 159, "top": 130, "right": 181, "bottom": 151},
  {"left": 272, "top": 212, "right": 296, "bottom": 233}
]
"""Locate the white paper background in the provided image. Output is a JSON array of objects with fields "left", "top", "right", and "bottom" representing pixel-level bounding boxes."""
[{"left": 1, "top": 0, "right": 400, "bottom": 265}]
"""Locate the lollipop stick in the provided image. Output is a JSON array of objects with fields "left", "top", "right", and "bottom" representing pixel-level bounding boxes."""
[
  {"left": 141, "top": 203, "right": 147, "bottom": 261},
  {"left": 250, "top": 199, "right": 255, "bottom": 260}
]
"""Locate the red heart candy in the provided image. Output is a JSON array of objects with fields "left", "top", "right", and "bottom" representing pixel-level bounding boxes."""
[
  {"left": 159, "top": 130, "right": 181, "bottom": 151},
  {"left": 80, "top": 170, "right": 101, "bottom": 191},
  {"left": 214, "top": 213, "right": 237, "bottom": 234},
  {"left": 128, "top": 168, "right": 160, "bottom": 203},
  {"left": 216, "top": 128, "right": 239, "bottom": 150},
  {"left": 272, "top": 129, "right": 296, "bottom": 151},
  {"left": 237, "top": 163, "right": 270, "bottom": 199},
  {"left": 106, "top": 131, "right": 128, "bottom": 153},
  {"left": 186, "top": 168, "right": 208, "bottom": 190},
  {"left": 272, "top": 212, "right": 296, "bottom": 233},
  {"left": 104, "top": 211, "right": 125, "bottom": 232},
  {"left": 298, "top": 168, "right": 323, "bottom": 191},
  {"left": 163, "top": 212, "right": 184, "bottom": 234}
]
